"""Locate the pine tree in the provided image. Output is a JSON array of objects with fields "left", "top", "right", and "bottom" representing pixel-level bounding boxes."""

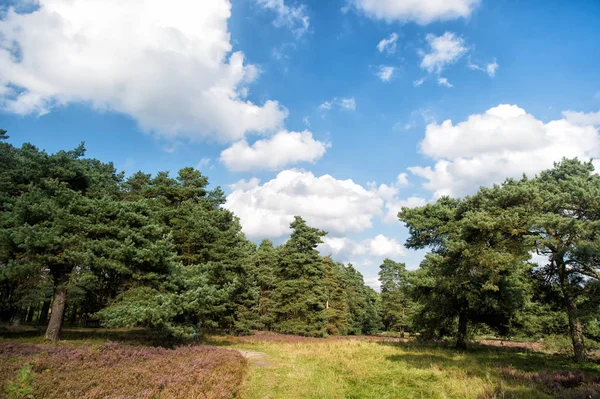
[{"left": 273, "top": 217, "right": 327, "bottom": 337}]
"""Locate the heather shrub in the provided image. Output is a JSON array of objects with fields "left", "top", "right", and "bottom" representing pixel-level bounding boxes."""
[{"left": 0, "top": 342, "right": 246, "bottom": 398}]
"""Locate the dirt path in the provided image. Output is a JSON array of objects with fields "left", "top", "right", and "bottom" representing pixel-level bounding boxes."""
[{"left": 236, "top": 349, "right": 272, "bottom": 368}]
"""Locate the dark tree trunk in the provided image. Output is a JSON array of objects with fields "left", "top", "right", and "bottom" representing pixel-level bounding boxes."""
[
  {"left": 11, "top": 308, "right": 22, "bottom": 326},
  {"left": 566, "top": 298, "right": 586, "bottom": 362},
  {"left": 456, "top": 311, "right": 468, "bottom": 349},
  {"left": 26, "top": 306, "right": 35, "bottom": 323},
  {"left": 38, "top": 300, "right": 50, "bottom": 324},
  {"left": 400, "top": 326, "right": 405, "bottom": 339},
  {"left": 45, "top": 284, "right": 67, "bottom": 341},
  {"left": 557, "top": 259, "right": 587, "bottom": 362}
]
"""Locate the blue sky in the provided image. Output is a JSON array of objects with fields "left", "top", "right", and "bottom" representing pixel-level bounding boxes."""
[{"left": 1, "top": 0, "right": 600, "bottom": 289}]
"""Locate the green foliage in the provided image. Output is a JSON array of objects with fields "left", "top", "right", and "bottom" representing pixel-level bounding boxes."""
[
  {"left": 379, "top": 259, "right": 417, "bottom": 335},
  {"left": 5, "top": 363, "right": 33, "bottom": 399},
  {"left": 272, "top": 217, "right": 328, "bottom": 337}
]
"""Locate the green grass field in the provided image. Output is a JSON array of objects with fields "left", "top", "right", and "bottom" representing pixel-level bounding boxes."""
[{"left": 1, "top": 328, "right": 600, "bottom": 398}]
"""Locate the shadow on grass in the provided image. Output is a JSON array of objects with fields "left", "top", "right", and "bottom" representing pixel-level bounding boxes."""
[{"left": 383, "top": 341, "right": 600, "bottom": 398}]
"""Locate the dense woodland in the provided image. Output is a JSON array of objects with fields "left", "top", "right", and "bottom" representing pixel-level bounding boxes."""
[{"left": 1, "top": 130, "right": 600, "bottom": 362}]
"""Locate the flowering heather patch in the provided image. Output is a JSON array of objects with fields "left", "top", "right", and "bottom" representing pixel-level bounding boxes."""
[
  {"left": 0, "top": 342, "right": 246, "bottom": 398},
  {"left": 500, "top": 367, "right": 600, "bottom": 398}
]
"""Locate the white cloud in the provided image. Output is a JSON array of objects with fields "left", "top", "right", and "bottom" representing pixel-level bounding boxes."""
[
  {"left": 376, "top": 66, "right": 396, "bottom": 82},
  {"left": 225, "top": 170, "right": 384, "bottom": 238},
  {"left": 350, "top": 0, "right": 480, "bottom": 24},
  {"left": 467, "top": 57, "right": 499, "bottom": 77},
  {"left": 320, "top": 97, "right": 356, "bottom": 113},
  {"left": 396, "top": 173, "right": 410, "bottom": 187},
  {"left": 364, "top": 277, "right": 381, "bottom": 291},
  {"left": 562, "top": 110, "right": 600, "bottom": 126},
  {"left": 319, "top": 234, "right": 405, "bottom": 261},
  {"left": 437, "top": 77, "right": 453, "bottom": 88},
  {"left": 409, "top": 104, "right": 600, "bottom": 198},
  {"left": 413, "top": 77, "right": 426, "bottom": 87},
  {"left": 420, "top": 32, "right": 467, "bottom": 74},
  {"left": 383, "top": 196, "right": 427, "bottom": 223},
  {"left": 0, "top": 0, "right": 287, "bottom": 143},
  {"left": 257, "top": 0, "right": 310, "bottom": 38},
  {"left": 197, "top": 157, "right": 213, "bottom": 170},
  {"left": 377, "top": 33, "right": 398, "bottom": 55},
  {"left": 486, "top": 61, "right": 499, "bottom": 77},
  {"left": 319, "top": 101, "right": 333, "bottom": 111},
  {"left": 339, "top": 97, "right": 357, "bottom": 110},
  {"left": 220, "top": 130, "right": 329, "bottom": 171},
  {"left": 303, "top": 116, "right": 311, "bottom": 127},
  {"left": 229, "top": 177, "right": 261, "bottom": 191}
]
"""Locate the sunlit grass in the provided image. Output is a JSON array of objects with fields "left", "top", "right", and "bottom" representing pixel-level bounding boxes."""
[{"left": 215, "top": 335, "right": 600, "bottom": 399}]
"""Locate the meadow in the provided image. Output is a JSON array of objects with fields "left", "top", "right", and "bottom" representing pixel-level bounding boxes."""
[{"left": 1, "top": 328, "right": 600, "bottom": 399}]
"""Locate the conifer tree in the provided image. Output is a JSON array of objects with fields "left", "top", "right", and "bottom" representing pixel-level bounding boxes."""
[{"left": 273, "top": 217, "right": 327, "bottom": 336}]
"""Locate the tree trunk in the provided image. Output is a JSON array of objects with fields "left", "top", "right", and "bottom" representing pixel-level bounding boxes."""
[
  {"left": 38, "top": 300, "right": 50, "bottom": 324},
  {"left": 45, "top": 284, "right": 67, "bottom": 341},
  {"left": 400, "top": 326, "right": 405, "bottom": 339},
  {"left": 456, "top": 311, "right": 468, "bottom": 349},
  {"left": 557, "top": 259, "right": 587, "bottom": 362},
  {"left": 11, "top": 308, "right": 22, "bottom": 327},
  {"left": 565, "top": 296, "right": 586, "bottom": 362},
  {"left": 26, "top": 306, "right": 35, "bottom": 323}
]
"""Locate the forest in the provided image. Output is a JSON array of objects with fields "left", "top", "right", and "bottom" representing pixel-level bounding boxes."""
[{"left": 1, "top": 129, "right": 600, "bottom": 365}]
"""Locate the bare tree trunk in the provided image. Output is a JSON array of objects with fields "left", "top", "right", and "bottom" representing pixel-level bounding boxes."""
[
  {"left": 45, "top": 284, "right": 67, "bottom": 341},
  {"left": 456, "top": 311, "right": 468, "bottom": 349},
  {"left": 11, "top": 308, "right": 22, "bottom": 327},
  {"left": 26, "top": 306, "right": 35, "bottom": 323},
  {"left": 558, "top": 259, "right": 587, "bottom": 362},
  {"left": 38, "top": 300, "right": 50, "bottom": 324},
  {"left": 565, "top": 296, "right": 586, "bottom": 362}
]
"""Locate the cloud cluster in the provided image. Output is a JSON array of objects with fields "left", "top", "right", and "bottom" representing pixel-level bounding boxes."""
[
  {"left": 0, "top": 0, "right": 287, "bottom": 142},
  {"left": 409, "top": 104, "right": 600, "bottom": 198},
  {"left": 319, "top": 97, "right": 356, "bottom": 113},
  {"left": 467, "top": 58, "right": 499, "bottom": 77},
  {"left": 377, "top": 33, "right": 398, "bottom": 55},
  {"left": 220, "top": 130, "right": 329, "bottom": 171},
  {"left": 319, "top": 234, "right": 405, "bottom": 261},
  {"left": 419, "top": 32, "right": 467, "bottom": 87},
  {"left": 350, "top": 0, "right": 480, "bottom": 24},
  {"left": 256, "top": 0, "right": 310, "bottom": 38},
  {"left": 376, "top": 66, "right": 396, "bottom": 82},
  {"left": 225, "top": 170, "right": 384, "bottom": 238}
]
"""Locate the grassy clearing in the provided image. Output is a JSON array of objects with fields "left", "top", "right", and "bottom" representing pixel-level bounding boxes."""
[
  {"left": 1, "top": 328, "right": 599, "bottom": 398},
  {"left": 209, "top": 334, "right": 600, "bottom": 399}
]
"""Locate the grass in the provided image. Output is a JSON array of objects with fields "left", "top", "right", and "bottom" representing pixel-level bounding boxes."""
[
  {"left": 208, "top": 333, "right": 600, "bottom": 399},
  {"left": 1, "top": 328, "right": 599, "bottom": 398}
]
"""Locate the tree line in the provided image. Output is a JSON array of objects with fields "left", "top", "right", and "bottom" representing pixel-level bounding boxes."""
[
  {"left": 0, "top": 130, "right": 380, "bottom": 341},
  {"left": 2, "top": 130, "right": 599, "bottom": 362}
]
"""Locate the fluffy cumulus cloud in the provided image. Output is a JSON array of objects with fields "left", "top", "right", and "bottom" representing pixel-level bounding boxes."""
[
  {"left": 409, "top": 104, "right": 600, "bottom": 198},
  {"left": 562, "top": 110, "right": 600, "bottom": 126},
  {"left": 419, "top": 32, "right": 467, "bottom": 75},
  {"left": 256, "top": 0, "right": 310, "bottom": 38},
  {"left": 319, "top": 234, "right": 405, "bottom": 262},
  {"left": 377, "top": 33, "right": 398, "bottom": 55},
  {"left": 0, "top": 0, "right": 287, "bottom": 142},
  {"left": 220, "top": 130, "right": 330, "bottom": 171},
  {"left": 376, "top": 66, "right": 396, "bottom": 82},
  {"left": 350, "top": 0, "right": 480, "bottom": 24},
  {"left": 225, "top": 170, "right": 384, "bottom": 239}
]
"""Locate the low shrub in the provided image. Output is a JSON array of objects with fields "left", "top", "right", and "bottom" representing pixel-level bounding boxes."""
[{"left": 0, "top": 342, "right": 246, "bottom": 398}]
